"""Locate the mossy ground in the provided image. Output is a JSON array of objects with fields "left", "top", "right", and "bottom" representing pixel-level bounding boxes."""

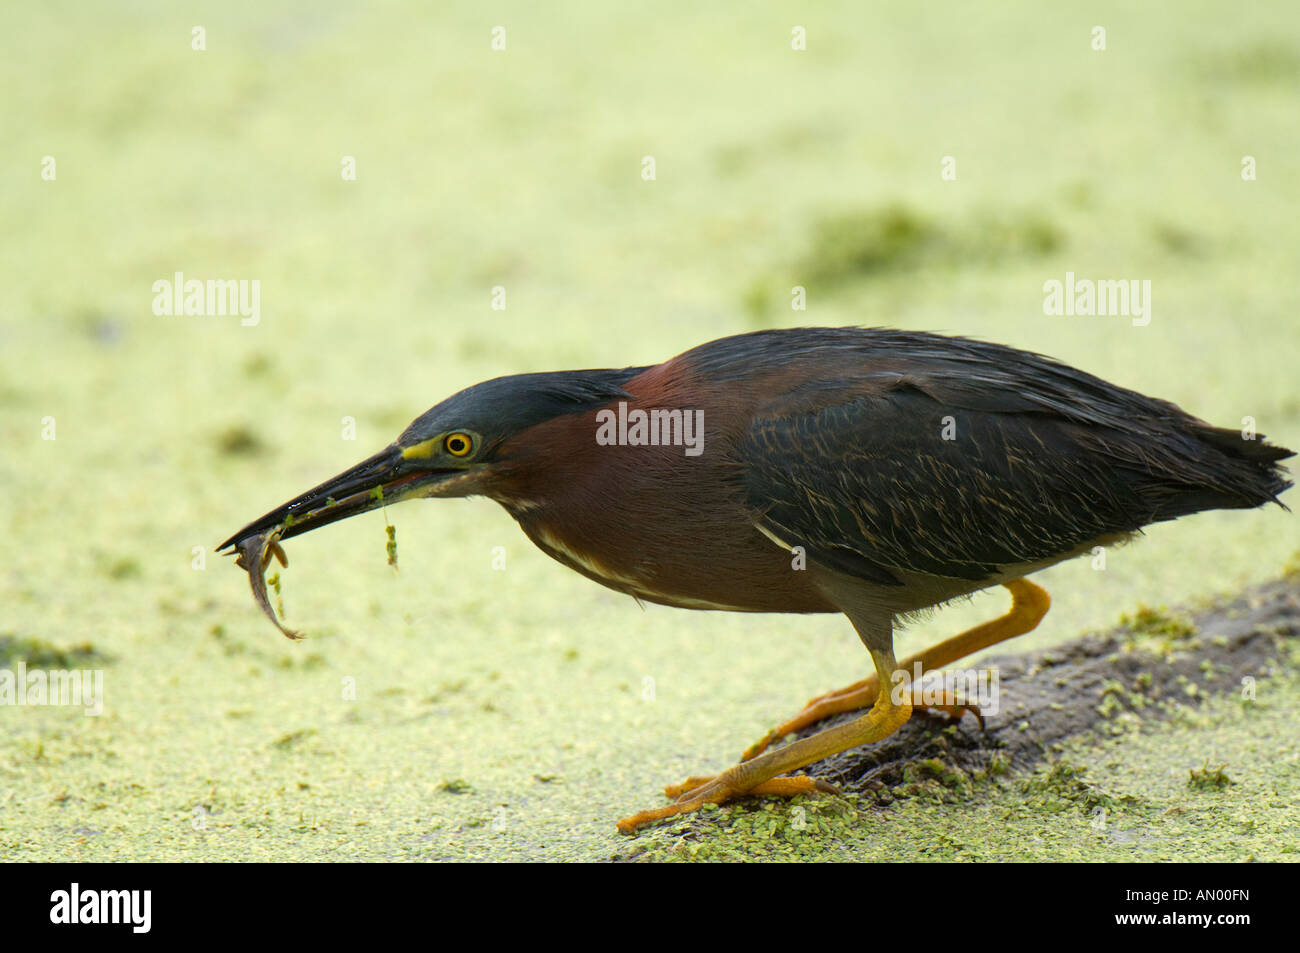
[{"left": 1, "top": 2, "right": 1297, "bottom": 861}]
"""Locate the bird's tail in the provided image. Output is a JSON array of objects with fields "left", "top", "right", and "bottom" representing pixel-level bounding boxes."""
[{"left": 1145, "top": 422, "right": 1293, "bottom": 521}]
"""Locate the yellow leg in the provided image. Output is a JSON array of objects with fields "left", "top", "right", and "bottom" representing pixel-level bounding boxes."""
[
  {"left": 741, "top": 578, "right": 1051, "bottom": 760},
  {"left": 744, "top": 777, "right": 840, "bottom": 797},
  {"left": 664, "top": 775, "right": 840, "bottom": 799},
  {"left": 617, "top": 645, "right": 911, "bottom": 834}
]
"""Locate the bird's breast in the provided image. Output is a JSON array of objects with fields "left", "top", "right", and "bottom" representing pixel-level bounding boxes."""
[{"left": 513, "top": 503, "right": 836, "bottom": 614}]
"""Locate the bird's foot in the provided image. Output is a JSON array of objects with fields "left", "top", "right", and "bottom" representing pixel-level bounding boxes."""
[
  {"left": 617, "top": 771, "right": 837, "bottom": 834},
  {"left": 662, "top": 774, "right": 835, "bottom": 800},
  {"left": 620, "top": 645, "right": 911, "bottom": 835},
  {"left": 741, "top": 686, "right": 983, "bottom": 761},
  {"left": 741, "top": 678, "right": 877, "bottom": 761},
  {"left": 742, "top": 581, "right": 1047, "bottom": 760},
  {"left": 916, "top": 701, "right": 984, "bottom": 729}
]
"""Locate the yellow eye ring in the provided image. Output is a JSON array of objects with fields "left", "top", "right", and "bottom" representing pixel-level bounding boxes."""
[{"left": 444, "top": 432, "right": 473, "bottom": 457}]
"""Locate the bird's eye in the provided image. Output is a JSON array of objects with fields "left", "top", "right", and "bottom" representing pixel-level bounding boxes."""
[{"left": 444, "top": 432, "right": 473, "bottom": 457}]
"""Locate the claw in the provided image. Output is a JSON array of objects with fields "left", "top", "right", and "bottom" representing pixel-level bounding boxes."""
[{"left": 916, "top": 702, "right": 985, "bottom": 730}]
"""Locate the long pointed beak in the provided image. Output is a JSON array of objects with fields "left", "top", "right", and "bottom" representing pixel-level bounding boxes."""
[{"left": 217, "top": 444, "right": 458, "bottom": 553}]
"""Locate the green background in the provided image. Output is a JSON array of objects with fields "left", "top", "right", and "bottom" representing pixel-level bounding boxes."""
[{"left": 2, "top": 1, "right": 1297, "bottom": 860}]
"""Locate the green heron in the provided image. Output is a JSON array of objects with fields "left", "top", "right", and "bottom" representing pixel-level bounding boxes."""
[{"left": 218, "top": 327, "right": 1293, "bottom": 833}]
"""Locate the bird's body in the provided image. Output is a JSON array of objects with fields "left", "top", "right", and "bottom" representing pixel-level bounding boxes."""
[
  {"left": 221, "top": 327, "right": 1292, "bottom": 831},
  {"left": 474, "top": 328, "right": 1288, "bottom": 620}
]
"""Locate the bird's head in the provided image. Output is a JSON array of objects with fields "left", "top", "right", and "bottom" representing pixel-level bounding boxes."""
[{"left": 217, "top": 368, "right": 644, "bottom": 553}]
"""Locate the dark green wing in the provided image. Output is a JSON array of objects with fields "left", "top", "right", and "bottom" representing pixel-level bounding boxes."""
[{"left": 739, "top": 372, "right": 1288, "bottom": 585}]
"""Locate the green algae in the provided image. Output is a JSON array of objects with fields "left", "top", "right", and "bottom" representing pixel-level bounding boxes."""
[
  {"left": 0, "top": 636, "right": 106, "bottom": 668},
  {"left": 1120, "top": 605, "right": 1198, "bottom": 641},
  {"left": 1187, "top": 761, "right": 1235, "bottom": 792},
  {"left": 1, "top": 0, "right": 1297, "bottom": 864},
  {"left": 267, "top": 572, "right": 285, "bottom": 620},
  {"left": 215, "top": 425, "right": 266, "bottom": 458}
]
